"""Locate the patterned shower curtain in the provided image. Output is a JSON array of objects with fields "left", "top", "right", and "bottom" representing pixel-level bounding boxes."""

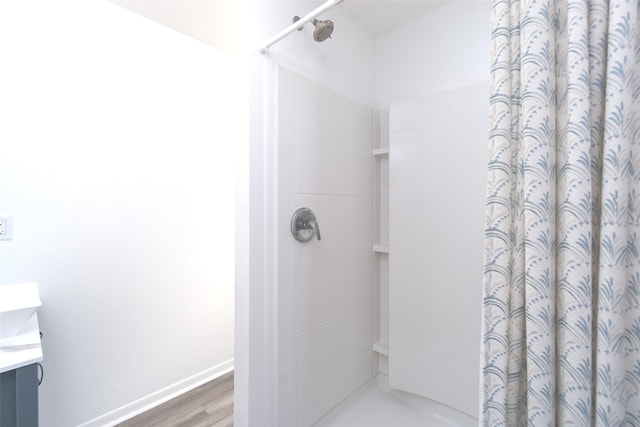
[{"left": 481, "top": 0, "right": 640, "bottom": 426}]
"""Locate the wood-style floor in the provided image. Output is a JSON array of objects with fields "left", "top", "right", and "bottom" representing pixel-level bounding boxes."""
[{"left": 116, "top": 371, "right": 234, "bottom": 427}]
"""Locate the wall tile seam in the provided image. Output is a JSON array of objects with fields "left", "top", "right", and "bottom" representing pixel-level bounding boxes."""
[{"left": 295, "top": 301, "right": 374, "bottom": 337}]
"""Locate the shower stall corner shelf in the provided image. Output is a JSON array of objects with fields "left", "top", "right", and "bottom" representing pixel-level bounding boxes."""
[
  {"left": 372, "top": 340, "right": 389, "bottom": 356},
  {"left": 373, "top": 147, "right": 389, "bottom": 157},
  {"left": 372, "top": 244, "right": 389, "bottom": 254}
]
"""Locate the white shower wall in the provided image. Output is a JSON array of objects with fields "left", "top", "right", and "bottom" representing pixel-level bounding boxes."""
[
  {"left": 388, "top": 82, "right": 488, "bottom": 417},
  {"left": 241, "top": 4, "right": 377, "bottom": 426},
  {"left": 374, "top": 2, "right": 491, "bottom": 417},
  {"left": 276, "top": 66, "right": 374, "bottom": 427},
  {"left": 245, "top": 2, "right": 492, "bottom": 426}
]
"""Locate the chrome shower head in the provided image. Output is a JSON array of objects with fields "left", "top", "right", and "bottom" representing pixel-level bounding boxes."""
[
  {"left": 312, "top": 19, "right": 334, "bottom": 42},
  {"left": 292, "top": 16, "right": 334, "bottom": 43}
]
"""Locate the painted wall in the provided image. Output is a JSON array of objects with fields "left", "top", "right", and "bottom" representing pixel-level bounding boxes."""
[
  {"left": 110, "top": 0, "right": 235, "bottom": 53},
  {"left": 0, "top": 1, "right": 236, "bottom": 425},
  {"left": 376, "top": 1, "right": 492, "bottom": 107},
  {"left": 255, "top": 1, "right": 377, "bottom": 107}
]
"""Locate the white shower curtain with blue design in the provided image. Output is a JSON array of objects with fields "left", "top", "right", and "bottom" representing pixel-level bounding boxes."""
[{"left": 481, "top": 0, "right": 640, "bottom": 425}]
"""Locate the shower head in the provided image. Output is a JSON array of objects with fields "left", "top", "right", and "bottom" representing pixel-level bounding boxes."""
[
  {"left": 292, "top": 15, "right": 334, "bottom": 43},
  {"left": 312, "top": 19, "right": 334, "bottom": 42}
]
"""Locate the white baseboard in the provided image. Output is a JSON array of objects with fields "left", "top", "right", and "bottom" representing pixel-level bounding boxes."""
[{"left": 78, "top": 358, "right": 234, "bottom": 427}]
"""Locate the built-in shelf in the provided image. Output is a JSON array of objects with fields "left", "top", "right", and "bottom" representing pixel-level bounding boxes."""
[
  {"left": 373, "top": 147, "right": 389, "bottom": 157},
  {"left": 373, "top": 244, "right": 389, "bottom": 254},
  {"left": 373, "top": 340, "right": 389, "bottom": 356},
  {"left": 373, "top": 111, "right": 390, "bottom": 377}
]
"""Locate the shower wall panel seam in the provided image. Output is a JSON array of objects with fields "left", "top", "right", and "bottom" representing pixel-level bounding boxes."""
[
  {"left": 294, "top": 301, "right": 373, "bottom": 336},
  {"left": 295, "top": 192, "right": 372, "bottom": 198}
]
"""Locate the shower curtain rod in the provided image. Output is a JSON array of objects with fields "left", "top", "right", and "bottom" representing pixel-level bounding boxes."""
[{"left": 259, "top": 0, "right": 345, "bottom": 53}]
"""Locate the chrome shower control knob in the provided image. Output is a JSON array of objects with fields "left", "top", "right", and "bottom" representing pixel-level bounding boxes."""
[{"left": 291, "top": 207, "right": 321, "bottom": 242}]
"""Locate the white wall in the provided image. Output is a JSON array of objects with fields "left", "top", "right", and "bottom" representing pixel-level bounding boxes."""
[
  {"left": 376, "top": 0, "right": 491, "bottom": 419},
  {"left": 277, "top": 67, "right": 373, "bottom": 427},
  {"left": 238, "top": 3, "right": 377, "bottom": 426},
  {"left": 256, "top": 1, "right": 377, "bottom": 107},
  {"left": 376, "top": 1, "right": 492, "bottom": 107},
  {"left": 0, "top": 1, "right": 236, "bottom": 425},
  {"left": 389, "top": 82, "right": 488, "bottom": 417},
  {"left": 110, "top": 0, "right": 235, "bottom": 53},
  {"left": 242, "top": 1, "right": 493, "bottom": 425}
]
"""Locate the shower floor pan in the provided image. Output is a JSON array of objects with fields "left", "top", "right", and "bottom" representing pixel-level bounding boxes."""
[{"left": 312, "top": 374, "right": 477, "bottom": 427}]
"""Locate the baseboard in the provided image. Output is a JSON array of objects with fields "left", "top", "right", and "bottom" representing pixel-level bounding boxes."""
[{"left": 78, "top": 358, "right": 234, "bottom": 427}]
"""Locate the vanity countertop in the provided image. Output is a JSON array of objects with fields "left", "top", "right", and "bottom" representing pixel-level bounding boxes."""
[{"left": 0, "top": 313, "right": 42, "bottom": 374}]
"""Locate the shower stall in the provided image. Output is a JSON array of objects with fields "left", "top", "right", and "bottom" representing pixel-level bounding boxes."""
[{"left": 238, "top": 1, "right": 493, "bottom": 426}]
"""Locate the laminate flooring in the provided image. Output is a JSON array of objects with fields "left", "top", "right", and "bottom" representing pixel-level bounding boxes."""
[{"left": 117, "top": 371, "right": 233, "bottom": 427}]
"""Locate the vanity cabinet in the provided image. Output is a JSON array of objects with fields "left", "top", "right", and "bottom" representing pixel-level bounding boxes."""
[{"left": 0, "top": 363, "right": 38, "bottom": 426}]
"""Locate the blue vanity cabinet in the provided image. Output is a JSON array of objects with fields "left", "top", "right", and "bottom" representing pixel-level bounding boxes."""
[{"left": 0, "top": 363, "right": 38, "bottom": 427}]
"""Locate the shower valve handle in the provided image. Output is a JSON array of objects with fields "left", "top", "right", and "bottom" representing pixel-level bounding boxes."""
[
  {"left": 308, "top": 219, "right": 321, "bottom": 240},
  {"left": 291, "top": 208, "right": 321, "bottom": 242}
]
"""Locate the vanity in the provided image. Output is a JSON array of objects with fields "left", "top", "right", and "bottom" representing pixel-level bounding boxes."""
[{"left": 0, "top": 283, "right": 42, "bottom": 427}]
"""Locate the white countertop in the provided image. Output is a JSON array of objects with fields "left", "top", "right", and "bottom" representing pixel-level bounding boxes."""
[{"left": 0, "top": 313, "right": 43, "bottom": 374}]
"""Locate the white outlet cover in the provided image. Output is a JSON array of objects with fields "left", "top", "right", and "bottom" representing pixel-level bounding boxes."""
[{"left": 0, "top": 216, "right": 13, "bottom": 241}]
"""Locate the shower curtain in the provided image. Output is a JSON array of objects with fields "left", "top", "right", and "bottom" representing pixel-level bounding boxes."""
[{"left": 481, "top": 0, "right": 640, "bottom": 426}]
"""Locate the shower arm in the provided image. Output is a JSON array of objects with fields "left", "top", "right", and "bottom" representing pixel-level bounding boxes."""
[{"left": 258, "top": 0, "right": 344, "bottom": 54}]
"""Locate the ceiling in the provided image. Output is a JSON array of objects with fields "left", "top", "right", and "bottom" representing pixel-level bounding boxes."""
[{"left": 339, "top": 1, "right": 448, "bottom": 35}]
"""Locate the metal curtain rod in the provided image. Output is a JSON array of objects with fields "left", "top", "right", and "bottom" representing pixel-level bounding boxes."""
[{"left": 259, "top": 0, "right": 345, "bottom": 53}]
